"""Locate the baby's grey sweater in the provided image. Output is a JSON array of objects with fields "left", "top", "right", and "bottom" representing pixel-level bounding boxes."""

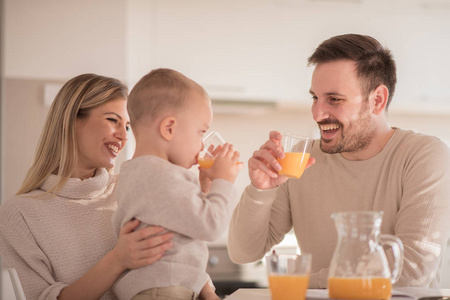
[{"left": 112, "top": 155, "right": 237, "bottom": 300}]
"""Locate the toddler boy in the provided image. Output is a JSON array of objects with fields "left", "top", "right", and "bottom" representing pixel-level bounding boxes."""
[{"left": 112, "top": 68, "right": 242, "bottom": 300}]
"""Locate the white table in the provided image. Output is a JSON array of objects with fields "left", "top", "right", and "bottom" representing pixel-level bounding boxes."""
[{"left": 224, "top": 288, "right": 450, "bottom": 300}]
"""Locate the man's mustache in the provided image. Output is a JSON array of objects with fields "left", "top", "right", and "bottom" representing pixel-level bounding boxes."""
[{"left": 318, "top": 119, "right": 341, "bottom": 126}]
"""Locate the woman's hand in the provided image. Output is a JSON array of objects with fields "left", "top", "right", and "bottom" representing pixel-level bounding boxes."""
[
  {"left": 58, "top": 220, "right": 173, "bottom": 300},
  {"left": 111, "top": 219, "right": 173, "bottom": 273}
]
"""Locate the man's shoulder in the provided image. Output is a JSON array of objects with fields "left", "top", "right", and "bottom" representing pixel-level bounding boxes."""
[
  {"left": 390, "top": 129, "right": 450, "bottom": 170},
  {"left": 393, "top": 129, "right": 449, "bottom": 153},
  {"left": 395, "top": 128, "right": 440, "bottom": 141}
]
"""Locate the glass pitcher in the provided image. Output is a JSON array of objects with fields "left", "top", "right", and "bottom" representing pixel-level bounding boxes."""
[{"left": 328, "top": 211, "right": 404, "bottom": 300}]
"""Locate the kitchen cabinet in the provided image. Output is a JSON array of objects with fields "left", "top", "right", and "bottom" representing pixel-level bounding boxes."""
[
  {"left": 128, "top": 0, "right": 450, "bottom": 109},
  {"left": 128, "top": 1, "right": 309, "bottom": 102}
]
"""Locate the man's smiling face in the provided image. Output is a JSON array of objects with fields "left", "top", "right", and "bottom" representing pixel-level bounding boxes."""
[{"left": 310, "top": 60, "right": 377, "bottom": 155}]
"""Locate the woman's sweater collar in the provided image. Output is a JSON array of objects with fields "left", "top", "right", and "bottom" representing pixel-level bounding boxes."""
[{"left": 40, "top": 168, "right": 112, "bottom": 199}]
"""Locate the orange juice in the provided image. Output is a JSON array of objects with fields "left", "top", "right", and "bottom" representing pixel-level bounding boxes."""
[
  {"left": 328, "top": 277, "right": 392, "bottom": 300},
  {"left": 198, "top": 158, "right": 215, "bottom": 169},
  {"left": 277, "top": 152, "right": 310, "bottom": 179},
  {"left": 268, "top": 275, "right": 309, "bottom": 300}
]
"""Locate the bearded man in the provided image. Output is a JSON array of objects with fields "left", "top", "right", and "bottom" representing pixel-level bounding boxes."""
[{"left": 228, "top": 34, "right": 450, "bottom": 289}]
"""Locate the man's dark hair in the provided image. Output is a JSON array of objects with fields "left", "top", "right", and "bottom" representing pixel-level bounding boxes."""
[{"left": 308, "top": 34, "right": 397, "bottom": 109}]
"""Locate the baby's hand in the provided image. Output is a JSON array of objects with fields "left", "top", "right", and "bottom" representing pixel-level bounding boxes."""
[{"left": 203, "top": 143, "right": 243, "bottom": 183}]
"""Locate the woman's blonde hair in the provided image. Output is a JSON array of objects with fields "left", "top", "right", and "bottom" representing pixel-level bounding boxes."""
[{"left": 17, "top": 74, "right": 128, "bottom": 195}]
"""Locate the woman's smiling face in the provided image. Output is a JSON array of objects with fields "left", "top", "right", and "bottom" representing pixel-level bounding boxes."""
[{"left": 74, "top": 98, "right": 130, "bottom": 178}]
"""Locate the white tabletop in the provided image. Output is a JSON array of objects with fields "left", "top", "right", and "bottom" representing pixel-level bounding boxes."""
[{"left": 224, "top": 288, "right": 450, "bottom": 300}]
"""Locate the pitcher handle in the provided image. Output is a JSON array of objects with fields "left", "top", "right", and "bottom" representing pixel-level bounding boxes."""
[{"left": 379, "top": 234, "right": 404, "bottom": 284}]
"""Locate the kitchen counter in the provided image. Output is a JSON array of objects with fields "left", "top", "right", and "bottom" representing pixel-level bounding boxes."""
[{"left": 225, "top": 288, "right": 450, "bottom": 300}]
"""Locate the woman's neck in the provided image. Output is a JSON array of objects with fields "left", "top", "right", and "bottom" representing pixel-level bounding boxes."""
[{"left": 71, "top": 168, "right": 96, "bottom": 180}]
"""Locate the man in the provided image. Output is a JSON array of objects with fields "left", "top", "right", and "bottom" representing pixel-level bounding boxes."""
[{"left": 228, "top": 34, "right": 450, "bottom": 288}]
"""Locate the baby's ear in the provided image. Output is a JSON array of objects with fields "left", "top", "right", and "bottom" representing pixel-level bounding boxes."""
[{"left": 160, "top": 116, "right": 177, "bottom": 141}]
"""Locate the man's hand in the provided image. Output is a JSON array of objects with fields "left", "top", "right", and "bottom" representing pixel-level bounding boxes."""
[{"left": 249, "top": 131, "right": 315, "bottom": 190}]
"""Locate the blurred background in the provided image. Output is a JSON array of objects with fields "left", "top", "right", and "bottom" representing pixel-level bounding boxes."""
[{"left": 1, "top": 0, "right": 450, "bottom": 298}]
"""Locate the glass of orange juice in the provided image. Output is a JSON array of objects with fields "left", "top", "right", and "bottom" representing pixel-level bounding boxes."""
[
  {"left": 277, "top": 133, "right": 314, "bottom": 179},
  {"left": 198, "top": 131, "right": 225, "bottom": 169},
  {"left": 265, "top": 252, "right": 312, "bottom": 300}
]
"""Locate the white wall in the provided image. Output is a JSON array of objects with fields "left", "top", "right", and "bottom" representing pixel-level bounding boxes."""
[
  {"left": 0, "top": 0, "right": 4, "bottom": 296},
  {"left": 5, "top": 0, "right": 450, "bottom": 103},
  {"left": 2, "top": 1, "right": 129, "bottom": 298},
  {"left": 4, "top": 0, "right": 127, "bottom": 80},
  {"left": 126, "top": 0, "right": 450, "bottom": 109}
]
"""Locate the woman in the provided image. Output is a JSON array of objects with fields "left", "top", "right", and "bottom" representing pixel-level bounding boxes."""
[{"left": 0, "top": 74, "right": 218, "bottom": 300}]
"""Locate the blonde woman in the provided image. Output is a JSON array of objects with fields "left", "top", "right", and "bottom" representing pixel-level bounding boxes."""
[{"left": 0, "top": 74, "right": 178, "bottom": 300}]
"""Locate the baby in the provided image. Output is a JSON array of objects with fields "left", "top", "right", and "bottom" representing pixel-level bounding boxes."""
[{"left": 112, "top": 68, "right": 242, "bottom": 300}]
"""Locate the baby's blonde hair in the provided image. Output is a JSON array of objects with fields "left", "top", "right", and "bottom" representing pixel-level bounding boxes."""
[{"left": 128, "top": 68, "right": 208, "bottom": 127}]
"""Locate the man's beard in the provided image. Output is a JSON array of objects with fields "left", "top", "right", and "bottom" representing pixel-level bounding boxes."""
[{"left": 319, "top": 100, "right": 377, "bottom": 154}]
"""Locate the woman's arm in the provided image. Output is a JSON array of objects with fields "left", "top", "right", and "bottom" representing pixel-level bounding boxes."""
[{"left": 58, "top": 219, "right": 173, "bottom": 300}]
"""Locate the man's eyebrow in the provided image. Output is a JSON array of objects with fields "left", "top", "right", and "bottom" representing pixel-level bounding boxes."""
[
  {"left": 325, "top": 92, "right": 346, "bottom": 97},
  {"left": 309, "top": 90, "right": 346, "bottom": 97}
]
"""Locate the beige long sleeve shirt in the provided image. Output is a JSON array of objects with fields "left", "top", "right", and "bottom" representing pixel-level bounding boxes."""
[
  {"left": 0, "top": 168, "right": 118, "bottom": 300},
  {"left": 228, "top": 128, "right": 450, "bottom": 288}
]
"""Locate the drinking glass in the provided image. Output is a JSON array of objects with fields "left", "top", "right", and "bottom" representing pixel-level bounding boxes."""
[
  {"left": 198, "top": 131, "right": 225, "bottom": 169},
  {"left": 277, "top": 133, "right": 314, "bottom": 179},
  {"left": 265, "top": 252, "right": 312, "bottom": 300}
]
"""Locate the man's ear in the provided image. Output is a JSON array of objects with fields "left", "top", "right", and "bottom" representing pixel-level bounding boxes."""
[
  {"left": 371, "top": 85, "right": 389, "bottom": 114},
  {"left": 160, "top": 116, "right": 177, "bottom": 141}
]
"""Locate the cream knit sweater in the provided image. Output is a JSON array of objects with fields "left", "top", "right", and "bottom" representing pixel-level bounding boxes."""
[
  {"left": 0, "top": 168, "right": 118, "bottom": 300},
  {"left": 228, "top": 128, "right": 450, "bottom": 288},
  {"left": 112, "top": 156, "right": 237, "bottom": 300}
]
